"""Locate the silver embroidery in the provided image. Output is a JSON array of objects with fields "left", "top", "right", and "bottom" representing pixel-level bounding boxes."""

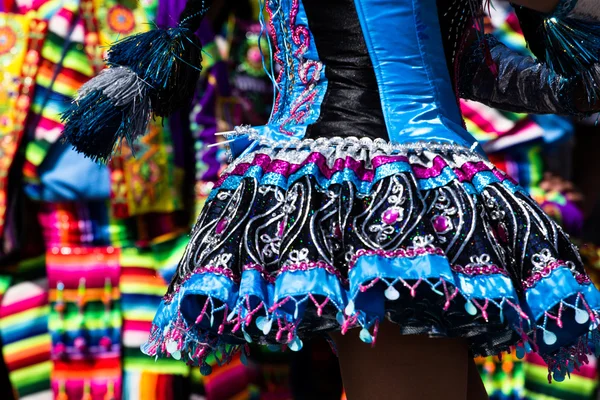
[
  {"left": 208, "top": 253, "right": 233, "bottom": 269},
  {"left": 532, "top": 249, "right": 556, "bottom": 274},
  {"left": 286, "top": 248, "right": 310, "bottom": 265},
  {"left": 410, "top": 235, "right": 436, "bottom": 250},
  {"left": 431, "top": 189, "right": 458, "bottom": 241}
]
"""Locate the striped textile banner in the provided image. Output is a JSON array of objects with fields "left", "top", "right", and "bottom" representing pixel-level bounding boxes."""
[{"left": 0, "top": 258, "right": 52, "bottom": 399}]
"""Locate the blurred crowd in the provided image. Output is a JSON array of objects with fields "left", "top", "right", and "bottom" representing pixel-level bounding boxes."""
[{"left": 0, "top": 0, "right": 600, "bottom": 399}]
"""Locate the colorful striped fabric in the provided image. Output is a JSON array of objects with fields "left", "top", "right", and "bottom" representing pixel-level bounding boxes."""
[
  {"left": 486, "top": 146, "right": 545, "bottom": 195},
  {"left": 0, "top": 257, "right": 52, "bottom": 400},
  {"left": 119, "top": 236, "right": 190, "bottom": 380},
  {"left": 21, "top": 0, "right": 93, "bottom": 195},
  {"left": 198, "top": 353, "right": 259, "bottom": 400},
  {"left": 0, "top": 195, "right": 48, "bottom": 399},
  {"left": 116, "top": 211, "right": 262, "bottom": 400},
  {"left": 46, "top": 247, "right": 122, "bottom": 400},
  {"left": 0, "top": 1, "right": 295, "bottom": 399},
  {"left": 37, "top": 201, "right": 111, "bottom": 248},
  {"left": 476, "top": 353, "right": 526, "bottom": 399},
  {"left": 461, "top": 100, "right": 543, "bottom": 155},
  {"left": 28, "top": 201, "right": 265, "bottom": 400},
  {"left": 13, "top": 0, "right": 191, "bottom": 392},
  {"left": 38, "top": 201, "right": 121, "bottom": 400}
]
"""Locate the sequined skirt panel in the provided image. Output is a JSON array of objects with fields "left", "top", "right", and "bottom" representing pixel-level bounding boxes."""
[{"left": 144, "top": 138, "right": 600, "bottom": 379}]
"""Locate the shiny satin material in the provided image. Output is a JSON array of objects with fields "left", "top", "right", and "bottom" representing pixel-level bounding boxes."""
[
  {"left": 236, "top": 0, "right": 486, "bottom": 154},
  {"left": 352, "top": 0, "right": 478, "bottom": 149},
  {"left": 458, "top": 35, "right": 577, "bottom": 115},
  {"left": 302, "top": 0, "right": 387, "bottom": 141},
  {"left": 526, "top": 267, "right": 600, "bottom": 353}
]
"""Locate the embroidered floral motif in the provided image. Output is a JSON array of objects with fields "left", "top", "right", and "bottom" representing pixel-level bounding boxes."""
[
  {"left": 452, "top": 254, "right": 507, "bottom": 276},
  {"left": 411, "top": 234, "right": 437, "bottom": 250},
  {"left": 371, "top": 177, "right": 406, "bottom": 240},
  {"left": 107, "top": 5, "right": 136, "bottom": 35},
  {"left": 208, "top": 253, "right": 233, "bottom": 269},
  {"left": 265, "top": 0, "right": 323, "bottom": 135},
  {"left": 0, "top": 26, "right": 17, "bottom": 56},
  {"left": 285, "top": 248, "right": 310, "bottom": 265},
  {"left": 523, "top": 249, "right": 591, "bottom": 288},
  {"left": 431, "top": 189, "right": 459, "bottom": 239},
  {"left": 260, "top": 233, "right": 281, "bottom": 258},
  {"left": 483, "top": 192, "right": 509, "bottom": 244}
]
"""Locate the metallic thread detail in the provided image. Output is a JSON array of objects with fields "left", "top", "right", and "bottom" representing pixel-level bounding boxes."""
[{"left": 227, "top": 125, "right": 484, "bottom": 157}]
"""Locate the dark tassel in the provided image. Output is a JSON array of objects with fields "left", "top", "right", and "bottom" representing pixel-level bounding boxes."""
[
  {"left": 514, "top": 6, "right": 600, "bottom": 103},
  {"left": 61, "top": 67, "right": 151, "bottom": 162},
  {"left": 62, "top": 0, "right": 208, "bottom": 162},
  {"left": 106, "top": 27, "right": 202, "bottom": 117}
]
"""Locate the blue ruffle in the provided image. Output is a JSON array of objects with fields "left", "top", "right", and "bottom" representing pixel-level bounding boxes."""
[{"left": 144, "top": 251, "right": 600, "bottom": 374}]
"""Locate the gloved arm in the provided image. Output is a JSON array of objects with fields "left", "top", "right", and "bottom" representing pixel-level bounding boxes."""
[
  {"left": 509, "top": 0, "right": 559, "bottom": 13},
  {"left": 458, "top": 34, "right": 594, "bottom": 116},
  {"left": 509, "top": 0, "right": 599, "bottom": 18}
]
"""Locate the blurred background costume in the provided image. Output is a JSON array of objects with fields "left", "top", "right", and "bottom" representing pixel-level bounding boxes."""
[{"left": 0, "top": 0, "right": 292, "bottom": 399}]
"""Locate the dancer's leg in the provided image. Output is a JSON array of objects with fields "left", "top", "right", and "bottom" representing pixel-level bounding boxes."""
[{"left": 331, "top": 321, "right": 488, "bottom": 400}]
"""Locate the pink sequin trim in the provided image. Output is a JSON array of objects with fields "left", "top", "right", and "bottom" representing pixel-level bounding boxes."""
[
  {"left": 523, "top": 261, "right": 590, "bottom": 289},
  {"left": 244, "top": 263, "right": 276, "bottom": 284},
  {"left": 576, "top": 274, "right": 592, "bottom": 285},
  {"left": 193, "top": 265, "right": 239, "bottom": 283},
  {"left": 349, "top": 247, "right": 445, "bottom": 270},
  {"left": 163, "top": 271, "right": 192, "bottom": 303},
  {"left": 279, "top": 260, "right": 348, "bottom": 284},
  {"left": 452, "top": 264, "right": 507, "bottom": 276}
]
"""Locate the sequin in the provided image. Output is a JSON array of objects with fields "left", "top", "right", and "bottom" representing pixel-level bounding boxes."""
[{"left": 147, "top": 131, "right": 596, "bottom": 383}]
